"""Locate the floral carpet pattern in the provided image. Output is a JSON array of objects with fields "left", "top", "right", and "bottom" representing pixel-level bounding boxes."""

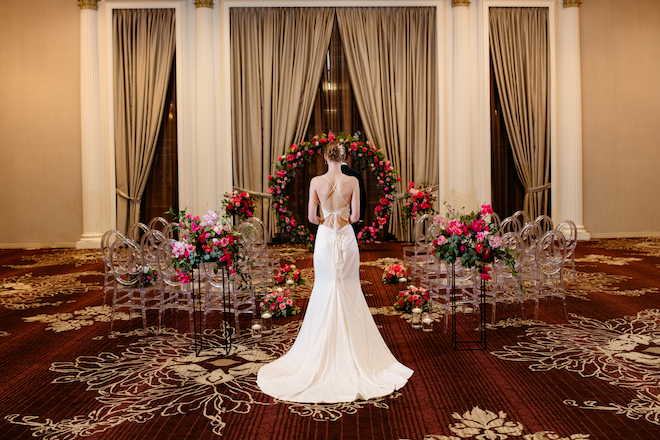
[
  {"left": 1, "top": 238, "right": 659, "bottom": 439},
  {"left": 400, "top": 407, "right": 590, "bottom": 440},
  {"left": 492, "top": 310, "right": 660, "bottom": 426}
]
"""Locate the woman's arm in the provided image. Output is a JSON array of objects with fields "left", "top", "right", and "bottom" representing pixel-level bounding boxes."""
[
  {"left": 349, "top": 177, "right": 360, "bottom": 224},
  {"left": 308, "top": 178, "right": 320, "bottom": 225}
]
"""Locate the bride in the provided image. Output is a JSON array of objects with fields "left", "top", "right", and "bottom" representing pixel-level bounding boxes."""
[{"left": 256, "top": 141, "right": 413, "bottom": 403}]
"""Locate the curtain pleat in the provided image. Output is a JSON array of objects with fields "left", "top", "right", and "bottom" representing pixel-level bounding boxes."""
[
  {"left": 336, "top": 7, "right": 438, "bottom": 241},
  {"left": 114, "top": 8, "right": 176, "bottom": 234},
  {"left": 231, "top": 8, "right": 335, "bottom": 240},
  {"left": 489, "top": 7, "right": 550, "bottom": 220}
]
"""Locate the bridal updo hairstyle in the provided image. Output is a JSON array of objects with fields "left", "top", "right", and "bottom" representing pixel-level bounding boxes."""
[{"left": 325, "top": 141, "right": 345, "bottom": 162}]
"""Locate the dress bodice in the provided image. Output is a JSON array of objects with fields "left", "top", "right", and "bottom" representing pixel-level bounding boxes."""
[{"left": 319, "top": 175, "right": 351, "bottom": 229}]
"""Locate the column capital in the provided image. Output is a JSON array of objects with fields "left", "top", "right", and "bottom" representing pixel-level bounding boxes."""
[
  {"left": 563, "top": 0, "right": 582, "bottom": 8},
  {"left": 451, "top": 0, "right": 470, "bottom": 7},
  {"left": 78, "top": 0, "right": 99, "bottom": 10},
  {"left": 195, "top": 0, "right": 214, "bottom": 8}
]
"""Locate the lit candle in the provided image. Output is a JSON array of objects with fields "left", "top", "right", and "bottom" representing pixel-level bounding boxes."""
[
  {"left": 251, "top": 323, "right": 262, "bottom": 330},
  {"left": 261, "top": 312, "right": 272, "bottom": 319},
  {"left": 399, "top": 277, "right": 407, "bottom": 283},
  {"left": 422, "top": 317, "right": 433, "bottom": 324},
  {"left": 286, "top": 279, "right": 294, "bottom": 285},
  {"left": 412, "top": 308, "right": 422, "bottom": 314}
]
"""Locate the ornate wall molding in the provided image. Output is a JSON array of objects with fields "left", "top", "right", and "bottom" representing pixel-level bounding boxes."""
[
  {"left": 78, "top": 0, "right": 99, "bottom": 10},
  {"left": 195, "top": 0, "right": 214, "bottom": 8},
  {"left": 563, "top": 0, "right": 582, "bottom": 7},
  {"left": 452, "top": 0, "right": 470, "bottom": 6}
]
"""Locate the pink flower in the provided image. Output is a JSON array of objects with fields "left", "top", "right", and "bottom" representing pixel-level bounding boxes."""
[
  {"left": 269, "top": 303, "right": 277, "bottom": 311},
  {"left": 279, "top": 303, "right": 286, "bottom": 310},
  {"left": 481, "top": 273, "right": 492, "bottom": 281},
  {"left": 434, "top": 236, "right": 447, "bottom": 246},
  {"left": 328, "top": 133, "right": 335, "bottom": 141}
]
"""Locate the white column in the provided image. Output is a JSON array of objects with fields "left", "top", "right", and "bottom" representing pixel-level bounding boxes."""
[
  {"left": 449, "top": 0, "right": 476, "bottom": 211},
  {"left": 559, "top": 0, "right": 590, "bottom": 239},
  {"left": 195, "top": 0, "right": 218, "bottom": 215},
  {"left": 77, "top": 0, "right": 105, "bottom": 248}
]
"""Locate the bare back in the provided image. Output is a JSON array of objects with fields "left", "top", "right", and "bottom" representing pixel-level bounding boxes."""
[{"left": 309, "top": 171, "right": 360, "bottom": 229}]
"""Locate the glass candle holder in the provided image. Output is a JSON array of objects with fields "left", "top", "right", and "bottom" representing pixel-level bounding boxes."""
[
  {"left": 422, "top": 313, "right": 433, "bottom": 332},
  {"left": 250, "top": 319, "right": 263, "bottom": 338},
  {"left": 260, "top": 311, "right": 273, "bottom": 334},
  {"left": 411, "top": 307, "right": 422, "bottom": 329}
]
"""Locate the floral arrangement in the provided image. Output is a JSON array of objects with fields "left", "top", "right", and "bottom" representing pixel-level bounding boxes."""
[
  {"left": 274, "top": 264, "right": 307, "bottom": 287},
  {"left": 222, "top": 190, "right": 255, "bottom": 222},
  {"left": 431, "top": 203, "right": 516, "bottom": 281},
  {"left": 167, "top": 208, "right": 245, "bottom": 284},
  {"left": 381, "top": 263, "right": 411, "bottom": 284},
  {"left": 267, "top": 132, "right": 400, "bottom": 247},
  {"left": 393, "top": 285, "right": 430, "bottom": 313},
  {"left": 401, "top": 182, "right": 436, "bottom": 222},
  {"left": 260, "top": 288, "right": 301, "bottom": 318},
  {"left": 128, "top": 266, "right": 158, "bottom": 288}
]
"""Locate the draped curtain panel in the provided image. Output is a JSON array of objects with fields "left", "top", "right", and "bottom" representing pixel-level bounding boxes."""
[
  {"left": 489, "top": 7, "right": 550, "bottom": 220},
  {"left": 114, "top": 8, "right": 176, "bottom": 234},
  {"left": 336, "top": 7, "right": 439, "bottom": 241},
  {"left": 230, "top": 8, "right": 335, "bottom": 240}
]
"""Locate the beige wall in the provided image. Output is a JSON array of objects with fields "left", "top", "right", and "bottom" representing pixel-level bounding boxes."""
[
  {"left": 0, "top": 0, "right": 82, "bottom": 247},
  {"left": 581, "top": 0, "right": 660, "bottom": 237}
]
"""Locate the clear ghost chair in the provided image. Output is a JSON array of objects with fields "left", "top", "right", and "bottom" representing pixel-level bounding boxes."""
[
  {"left": 533, "top": 229, "right": 568, "bottom": 320},
  {"left": 406, "top": 214, "right": 434, "bottom": 285},
  {"left": 108, "top": 237, "right": 145, "bottom": 334},
  {"left": 445, "top": 259, "right": 479, "bottom": 315},
  {"left": 500, "top": 216, "right": 522, "bottom": 235},
  {"left": 148, "top": 216, "right": 169, "bottom": 233},
  {"left": 487, "top": 232, "right": 525, "bottom": 324},
  {"left": 534, "top": 215, "right": 554, "bottom": 235},
  {"left": 162, "top": 221, "right": 178, "bottom": 239},
  {"left": 101, "top": 229, "right": 125, "bottom": 306},
  {"left": 520, "top": 222, "right": 542, "bottom": 268},
  {"left": 140, "top": 229, "right": 167, "bottom": 270},
  {"left": 156, "top": 239, "right": 190, "bottom": 332},
  {"left": 237, "top": 219, "right": 268, "bottom": 298},
  {"left": 248, "top": 217, "right": 280, "bottom": 287},
  {"left": 127, "top": 222, "right": 149, "bottom": 243},
  {"left": 427, "top": 256, "right": 451, "bottom": 332},
  {"left": 202, "top": 262, "right": 253, "bottom": 334},
  {"left": 511, "top": 210, "right": 530, "bottom": 227},
  {"left": 556, "top": 219, "right": 579, "bottom": 295}
]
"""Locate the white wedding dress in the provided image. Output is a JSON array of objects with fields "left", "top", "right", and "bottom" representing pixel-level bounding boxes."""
[{"left": 257, "top": 175, "right": 413, "bottom": 403}]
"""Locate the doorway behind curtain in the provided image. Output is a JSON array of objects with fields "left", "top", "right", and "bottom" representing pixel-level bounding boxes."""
[
  {"left": 283, "top": 20, "right": 383, "bottom": 242},
  {"left": 140, "top": 54, "right": 178, "bottom": 225},
  {"left": 490, "top": 55, "right": 525, "bottom": 220}
]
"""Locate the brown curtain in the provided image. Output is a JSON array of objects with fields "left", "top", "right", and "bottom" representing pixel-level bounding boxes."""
[
  {"left": 114, "top": 9, "right": 176, "bottom": 233},
  {"left": 490, "top": 55, "right": 525, "bottom": 219},
  {"left": 336, "top": 7, "right": 439, "bottom": 241},
  {"left": 140, "top": 55, "right": 178, "bottom": 224},
  {"left": 230, "top": 8, "right": 335, "bottom": 240},
  {"left": 489, "top": 7, "right": 550, "bottom": 220}
]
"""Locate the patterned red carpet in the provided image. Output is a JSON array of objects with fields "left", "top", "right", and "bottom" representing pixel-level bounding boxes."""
[{"left": 1, "top": 239, "right": 659, "bottom": 440}]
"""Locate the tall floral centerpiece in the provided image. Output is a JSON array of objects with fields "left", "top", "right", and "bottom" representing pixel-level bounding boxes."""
[
  {"left": 431, "top": 204, "right": 516, "bottom": 281},
  {"left": 267, "top": 132, "right": 400, "bottom": 247},
  {"left": 222, "top": 190, "right": 255, "bottom": 223},
  {"left": 168, "top": 208, "right": 245, "bottom": 283},
  {"left": 401, "top": 182, "right": 436, "bottom": 222}
]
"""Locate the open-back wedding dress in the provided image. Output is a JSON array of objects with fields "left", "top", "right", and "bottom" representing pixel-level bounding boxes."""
[{"left": 257, "top": 175, "right": 413, "bottom": 403}]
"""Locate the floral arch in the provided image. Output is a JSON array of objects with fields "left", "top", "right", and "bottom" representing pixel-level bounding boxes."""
[{"left": 267, "top": 132, "right": 400, "bottom": 247}]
